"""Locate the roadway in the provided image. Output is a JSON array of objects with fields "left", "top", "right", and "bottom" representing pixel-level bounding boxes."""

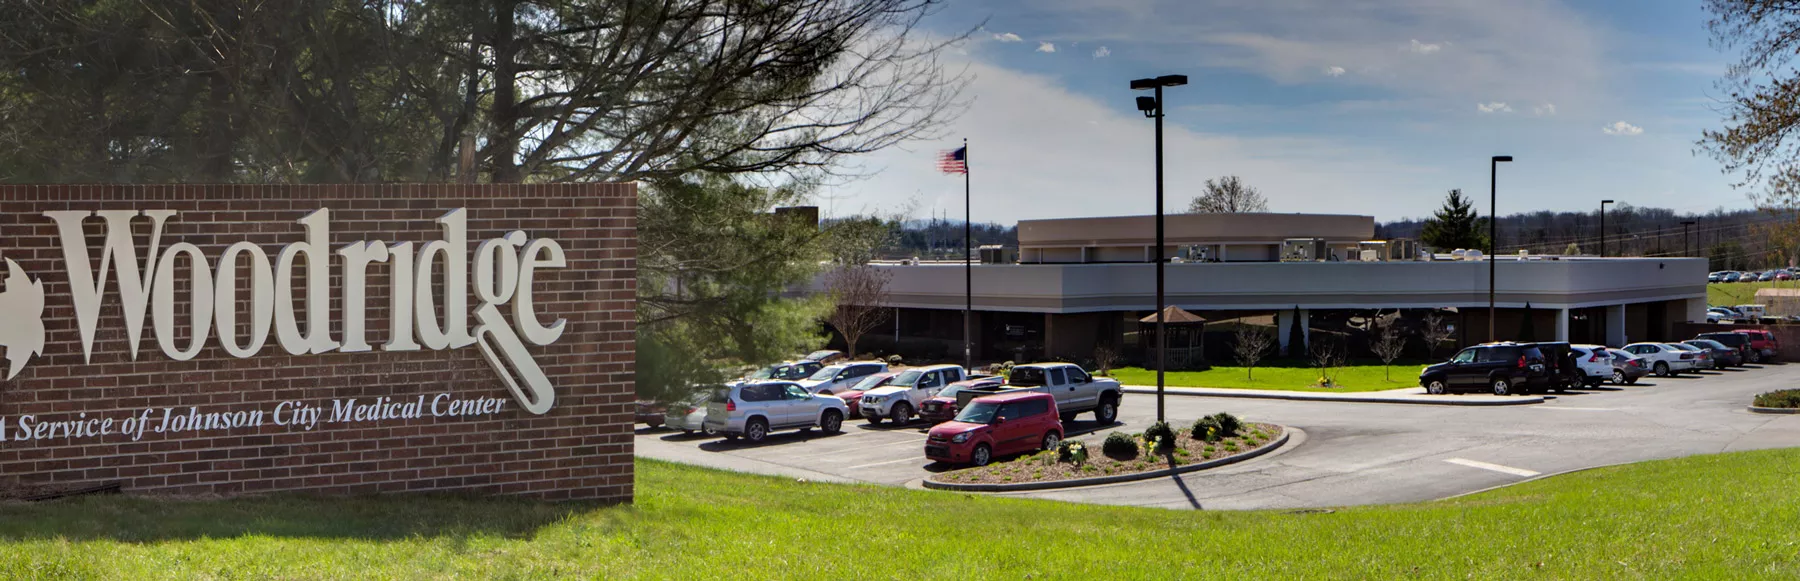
[{"left": 633, "top": 363, "right": 1800, "bottom": 510}]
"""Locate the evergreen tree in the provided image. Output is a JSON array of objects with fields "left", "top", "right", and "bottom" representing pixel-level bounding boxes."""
[
  {"left": 1421, "top": 190, "right": 1489, "bottom": 251},
  {"left": 1286, "top": 306, "right": 1305, "bottom": 358}
]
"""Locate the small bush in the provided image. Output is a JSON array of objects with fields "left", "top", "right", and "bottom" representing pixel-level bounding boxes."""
[
  {"left": 1224, "top": 442, "right": 1240, "bottom": 452},
  {"left": 1755, "top": 389, "right": 1800, "bottom": 408},
  {"left": 1191, "top": 416, "right": 1222, "bottom": 442},
  {"left": 1144, "top": 421, "right": 1176, "bottom": 454},
  {"left": 1058, "top": 440, "right": 1090, "bottom": 466},
  {"left": 1103, "top": 431, "right": 1139, "bottom": 460},
  {"left": 1211, "top": 412, "right": 1243, "bottom": 437},
  {"left": 886, "top": 354, "right": 904, "bottom": 365}
]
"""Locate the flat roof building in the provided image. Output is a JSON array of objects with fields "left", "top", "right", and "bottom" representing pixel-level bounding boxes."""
[{"left": 814, "top": 213, "right": 1707, "bottom": 366}]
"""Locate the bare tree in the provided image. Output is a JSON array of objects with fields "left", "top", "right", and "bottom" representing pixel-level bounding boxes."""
[
  {"left": 823, "top": 265, "right": 892, "bottom": 359},
  {"left": 1310, "top": 335, "right": 1346, "bottom": 387},
  {"left": 1187, "top": 175, "right": 1270, "bottom": 213},
  {"left": 1092, "top": 346, "right": 1119, "bottom": 377},
  {"left": 1232, "top": 324, "right": 1275, "bottom": 380},
  {"left": 1421, "top": 312, "right": 1453, "bottom": 360},
  {"left": 1371, "top": 320, "right": 1407, "bottom": 380}
]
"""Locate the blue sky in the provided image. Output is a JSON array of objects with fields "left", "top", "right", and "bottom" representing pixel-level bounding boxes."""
[{"left": 820, "top": 0, "right": 1746, "bottom": 223}]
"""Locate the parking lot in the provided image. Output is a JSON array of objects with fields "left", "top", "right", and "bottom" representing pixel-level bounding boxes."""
[{"left": 635, "top": 362, "right": 1800, "bottom": 510}]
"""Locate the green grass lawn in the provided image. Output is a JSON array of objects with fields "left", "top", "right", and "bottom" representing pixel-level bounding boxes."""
[
  {"left": 5, "top": 452, "right": 1800, "bottom": 578},
  {"left": 1108, "top": 361, "right": 1426, "bottom": 392},
  {"left": 1709, "top": 281, "right": 1778, "bottom": 307}
]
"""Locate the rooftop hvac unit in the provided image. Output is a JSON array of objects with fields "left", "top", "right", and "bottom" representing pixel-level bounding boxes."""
[
  {"left": 978, "top": 245, "right": 1016, "bottom": 264},
  {"left": 1180, "top": 245, "right": 1213, "bottom": 262},
  {"left": 1281, "top": 238, "right": 1328, "bottom": 262}
]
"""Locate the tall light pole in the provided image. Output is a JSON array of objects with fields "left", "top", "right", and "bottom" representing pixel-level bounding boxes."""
[
  {"left": 1488, "top": 155, "right": 1512, "bottom": 343},
  {"left": 1599, "top": 200, "right": 1615, "bottom": 258},
  {"left": 1681, "top": 220, "right": 1696, "bottom": 257},
  {"left": 1132, "top": 74, "right": 1187, "bottom": 425}
]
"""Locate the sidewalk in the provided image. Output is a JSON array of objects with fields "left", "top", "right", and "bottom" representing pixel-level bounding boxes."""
[{"left": 1119, "top": 385, "right": 1546, "bottom": 406}]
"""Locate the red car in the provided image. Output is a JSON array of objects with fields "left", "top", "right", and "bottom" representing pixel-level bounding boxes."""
[
  {"left": 919, "top": 376, "right": 1007, "bottom": 424},
  {"left": 925, "top": 392, "right": 1063, "bottom": 466},
  {"left": 838, "top": 371, "right": 900, "bottom": 418},
  {"left": 1736, "top": 329, "right": 1781, "bottom": 363}
]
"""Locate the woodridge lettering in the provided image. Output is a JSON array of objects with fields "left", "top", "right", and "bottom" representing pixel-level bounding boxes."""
[{"left": 36, "top": 208, "right": 568, "bottom": 414}]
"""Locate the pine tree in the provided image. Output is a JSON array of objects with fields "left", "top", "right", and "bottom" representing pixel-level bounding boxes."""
[{"left": 1421, "top": 189, "right": 1489, "bottom": 251}]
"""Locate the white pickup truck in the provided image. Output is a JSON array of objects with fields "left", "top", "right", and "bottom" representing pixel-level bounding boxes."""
[
  {"left": 858, "top": 364, "right": 992, "bottom": 424},
  {"left": 954, "top": 363, "right": 1122, "bottom": 424}
]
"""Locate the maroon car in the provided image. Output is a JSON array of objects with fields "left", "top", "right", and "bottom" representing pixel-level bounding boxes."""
[
  {"left": 919, "top": 376, "right": 1006, "bottom": 424},
  {"left": 926, "top": 392, "right": 1063, "bottom": 466},
  {"left": 837, "top": 371, "right": 900, "bottom": 418}
]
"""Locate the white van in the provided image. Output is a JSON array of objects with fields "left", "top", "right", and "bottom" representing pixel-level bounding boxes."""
[{"left": 1735, "top": 305, "right": 1768, "bottom": 319}]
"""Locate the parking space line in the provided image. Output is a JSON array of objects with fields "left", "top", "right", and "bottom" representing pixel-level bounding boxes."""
[
  {"left": 783, "top": 437, "right": 927, "bottom": 461},
  {"left": 847, "top": 456, "right": 926, "bottom": 470},
  {"left": 1444, "top": 457, "right": 1540, "bottom": 478},
  {"left": 1536, "top": 407, "right": 1618, "bottom": 412}
]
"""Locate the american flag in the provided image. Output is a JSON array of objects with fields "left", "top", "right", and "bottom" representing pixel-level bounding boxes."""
[{"left": 937, "top": 146, "right": 967, "bottom": 174}]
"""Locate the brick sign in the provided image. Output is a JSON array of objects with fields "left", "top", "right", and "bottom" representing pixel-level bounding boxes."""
[{"left": 0, "top": 185, "right": 635, "bottom": 502}]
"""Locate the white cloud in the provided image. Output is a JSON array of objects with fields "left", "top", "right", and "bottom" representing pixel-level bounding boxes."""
[
  {"left": 1477, "top": 102, "right": 1512, "bottom": 114},
  {"left": 1093, "top": 46, "right": 1111, "bottom": 58},
  {"left": 1037, "top": 42, "right": 1057, "bottom": 53},
  {"left": 1323, "top": 66, "right": 1346, "bottom": 77},
  {"left": 1532, "top": 103, "right": 1557, "bottom": 116},
  {"left": 993, "top": 32, "right": 1022, "bottom": 43},
  {"left": 826, "top": 56, "right": 1442, "bottom": 223},
  {"left": 1405, "top": 39, "right": 1443, "bottom": 54},
  {"left": 1602, "top": 121, "right": 1644, "bottom": 136}
]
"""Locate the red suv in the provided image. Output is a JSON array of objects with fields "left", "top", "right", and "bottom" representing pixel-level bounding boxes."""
[
  {"left": 1736, "top": 329, "right": 1781, "bottom": 363},
  {"left": 925, "top": 392, "right": 1063, "bottom": 466},
  {"left": 919, "top": 376, "right": 1006, "bottom": 424}
]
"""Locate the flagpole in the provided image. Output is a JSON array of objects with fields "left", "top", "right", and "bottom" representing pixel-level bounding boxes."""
[{"left": 963, "top": 138, "right": 973, "bottom": 372}]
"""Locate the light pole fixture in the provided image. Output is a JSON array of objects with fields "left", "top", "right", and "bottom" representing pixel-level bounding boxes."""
[
  {"left": 1681, "top": 220, "right": 1696, "bottom": 257},
  {"left": 1131, "top": 74, "right": 1187, "bottom": 425},
  {"left": 1488, "top": 155, "right": 1512, "bottom": 343},
  {"left": 1599, "top": 200, "right": 1615, "bottom": 258}
]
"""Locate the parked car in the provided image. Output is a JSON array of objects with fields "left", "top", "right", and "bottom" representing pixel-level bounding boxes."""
[
  {"left": 704, "top": 381, "right": 847, "bottom": 442},
  {"left": 1761, "top": 271, "right": 1780, "bottom": 282},
  {"left": 635, "top": 400, "right": 667, "bottom": 428},
  {"left": 1682, "top": 339, "right": 1743, "bottom": 369},
  {"left": 1708, "top": 271, "right": 1722, "bottom": 283},
  {"left": 1418, "top": 342, "right": 1548, "bottom": 396},
  {"left": 924, "top": 392, "right": 1063, "bottom": 466},
  {"left": 662, "top": 391, "right": 714, "bottom": 434},
  {"left": 801, "top": 350, "right": 847, "bottom": 365},
  {"left": 859, "top": 365, "right": 982, "bottom": 424},
  {"left": 1779, "top": 271, "right": 1794, "bottom": 281},
  {"left": 1568, "top": 345, "right": 1616, "bottom": 388},
  {"left": 1621, "top": 343, "right": 1700, "bottom": 377},
  {"left": 1696, "top": 331, "right": 1761, "bottom": 364},
  {"left": 1527, "top": 342, "right": 1581, "bottom": 391},
  {"left": 745, "top": 360, "right": 825, "bottom": 382},
  {"left": 1722, "top": 271, "right": 1742, "bottom": 283},
  {"left": 1665, "top": 342, "right": 1712, "bottom": 369},
  {"left": 837, "top": 371, "right": 899, "bottom": 418},
  {"left": 1735, "top": 329, "right": 1781, "bottom": 362},
  {"left": 795, "top": 361, "right": 889, "bottom": 395},
  {"left": 1707, "top": 307, "right": 1740, "bottom": 324},
  {"left": 919, "top": 376, "right": 1008, "bottom": 424},
  {"left": 1606, "top": 348, "right": 1650, "bottom": 385},
  {"left": 953, "top": 363, "right": 1126, "bottom": 424}
]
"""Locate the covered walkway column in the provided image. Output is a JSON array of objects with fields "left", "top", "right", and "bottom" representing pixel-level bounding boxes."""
[
  {"left": 1606, "top": 304, "right": 1628, "bottom": 347},
  {"left": 1555, "top": 308, "right": 1570, "bottom": 342}
]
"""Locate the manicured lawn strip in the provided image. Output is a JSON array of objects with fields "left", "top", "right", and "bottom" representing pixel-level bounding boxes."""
[
  {"left": 1709, "top": 281, "right": 1785, "bottom": 308},
  {"left": 1109, "top": 362, "right": 1426, "bottom": 392},
  {"left": 4, "top": 451, "right": 1800, "bottom": 578}
]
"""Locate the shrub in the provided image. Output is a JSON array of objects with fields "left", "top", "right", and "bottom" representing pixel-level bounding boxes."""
[
  {"left": 1755, "top": 389, "right": 1800, "bottom": 408},
  {"left": 1211, "top": 412, "right": 1243, "bottom": 437},
  {"left": 1191, "top": 416, "right": 1222, "bottom": 442},
  {"left": 1102, "top": 431, "right": 1139, "bottom": 460},
  {"left": 886, "top": 354, "right": 904, "bottom": 365},
  {"left": 1144, "top": 421, "right": 1176, "bottom": 454},
  {"left": 1224, "top": 441, "right": 1240, "bottom": 452},
  {"left": 1058, "top": 440, "right": 1090, "bottom": 466}
]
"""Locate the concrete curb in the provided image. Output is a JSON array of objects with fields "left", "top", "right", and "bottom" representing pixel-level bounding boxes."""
[
  {"left": 1120, "top": 386, "right": 1545, "bottom": 406},
  {"left": 1748, "top": 405, "right": 1800, "bottom": 415},
  {"left": 920, "top": 427, "right": 1290, "bottom": 492}
]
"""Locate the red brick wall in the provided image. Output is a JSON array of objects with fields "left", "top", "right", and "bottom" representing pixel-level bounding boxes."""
[{"left": 0, "top": 184, "right": 635, "bottom": 502}]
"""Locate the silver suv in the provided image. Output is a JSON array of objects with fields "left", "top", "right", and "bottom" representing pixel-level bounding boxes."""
[{"left": 704, "top": 381, "right": 848, "bottom": 443}]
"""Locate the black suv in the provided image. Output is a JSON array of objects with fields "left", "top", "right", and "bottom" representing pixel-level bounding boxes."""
[
  {"left": 1695, "top": 332, "right": 1753, "bottom": 361},
  {"left": 1420, "top": 343, "right": 1549, "bottom": 396}
]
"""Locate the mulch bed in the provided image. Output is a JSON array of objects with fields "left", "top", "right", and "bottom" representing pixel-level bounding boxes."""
[{"left": 933, "top": 423, "right": 1281, "bottom": 485}]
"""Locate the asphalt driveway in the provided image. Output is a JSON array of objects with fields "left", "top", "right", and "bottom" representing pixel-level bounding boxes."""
[{"left": 635, "top": 363, "right": 1800, "bottom": 510}]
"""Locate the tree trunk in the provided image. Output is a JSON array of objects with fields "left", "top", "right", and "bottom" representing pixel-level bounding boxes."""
[{"left": 489, "top": 0, "right": 521, "bottom": 183}]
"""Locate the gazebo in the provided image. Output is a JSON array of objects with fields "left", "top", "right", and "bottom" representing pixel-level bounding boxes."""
[{"left": 1139, "top": 306, "right": 1208, "bottom": 371}]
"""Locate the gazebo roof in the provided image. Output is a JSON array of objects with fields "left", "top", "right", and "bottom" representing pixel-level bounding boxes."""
[{"left": 1139, "top": 305, "right": 1207, "bottom": 324}]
